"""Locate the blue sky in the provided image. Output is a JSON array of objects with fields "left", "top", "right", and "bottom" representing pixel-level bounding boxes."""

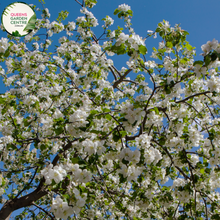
[
  {"left": 48, "top": 0, "right": 219, "bottom": 48},
  {"left": 1, "top": 0, "right": 220, "bottom": 90},
  {"left": 0, "top": 0, "right": 220, "bottom": 218},
  {"left": 1, "top": 0, "right": 220, "bottom": 53}
]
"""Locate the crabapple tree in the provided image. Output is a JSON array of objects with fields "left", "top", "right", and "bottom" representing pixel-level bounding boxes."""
[{"left": 0, "top": 0, "right": 220, "bottom": 219}]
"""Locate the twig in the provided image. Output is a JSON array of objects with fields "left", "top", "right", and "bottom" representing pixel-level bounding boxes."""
[
  {"left": 32, "top": 203, "right": 55, "bottom": 219},
  {"left": 14, "top": 167, "right": 38, "bottom": 199},
  {"left": 175, "top": 91, "right": 211, "bottom": 103},
  {"left": 74, "top": 0, "right": 83, "bottom": 6}
]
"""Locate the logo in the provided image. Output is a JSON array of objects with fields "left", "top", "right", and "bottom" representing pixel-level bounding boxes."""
[{"left": 1, "top": 2, "right": 36, "bottom": 37}]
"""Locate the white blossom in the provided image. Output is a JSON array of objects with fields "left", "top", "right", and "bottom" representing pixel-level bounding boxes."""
[{"left": 118, "top": 4, "right": 131, "bottom": 12}]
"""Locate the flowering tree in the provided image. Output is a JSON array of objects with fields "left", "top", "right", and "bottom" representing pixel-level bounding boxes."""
[{"left": 1, "top": 0, "right": 220, "bottom": 219}]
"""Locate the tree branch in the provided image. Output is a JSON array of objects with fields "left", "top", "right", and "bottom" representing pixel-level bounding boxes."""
[
  {"left": 0, "top": 139, "right": 78, "bottom": 220},
  {"left": 113, "top": 69, "right": 132, "bottom": 88},
  {"left": 175, "top": 91, "right": 211, "bottom": 103}
]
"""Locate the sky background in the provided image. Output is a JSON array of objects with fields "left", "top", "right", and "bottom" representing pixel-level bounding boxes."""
[
  {"left": 0, "top": 0, "right": 220, "bottom": 218},
  {"left": 0, "top": 0, "right": 220, "bottom": 90}
]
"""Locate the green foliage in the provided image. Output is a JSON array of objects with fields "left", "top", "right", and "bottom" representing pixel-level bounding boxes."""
[{"left": 56, "top": 10, "right": 69, "bottom": 23}]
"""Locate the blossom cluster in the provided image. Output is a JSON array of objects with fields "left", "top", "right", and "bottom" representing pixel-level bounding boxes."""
[
  {"left": 118, "top": 4, "right": 131, "bottom": 12},
  {"left": 0, "top": 37, "right": 9, "bottom": 53},
  {"left": 116, "top": 33, "right": 146, "bottom": 50},
  {"left": 41, "top": 164, "right": 67, "bottom": 184},
  {"left": 51, "top": 189, "right": 87, "bottom": 219},
  {"left": 201, "top": 38, "right": 218, "bottom": 55}
]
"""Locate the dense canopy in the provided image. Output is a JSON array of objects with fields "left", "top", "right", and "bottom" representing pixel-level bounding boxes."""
[{"left": 0, "top": 0, "right": 220, "bottom": 219}]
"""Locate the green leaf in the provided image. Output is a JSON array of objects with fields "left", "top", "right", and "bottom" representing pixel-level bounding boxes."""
[
  {"left": 111, "top": 44, "right": 126, "bottom": 55},
  {"left": 40, "top": 144, "right": 46, "bottom": 151},
  {"left": 120, "top": 130, "right": 127, "bottom": 138},
  {"left": 183, "top": 30, "right": 189, "bottom": 36},
  {"left": 166, "top": 41, "right": 173, "bottom": 48},
  {"left": 0, "top": 97, "right": 5, "bottom": 104},
  {"left": 102, "top": 108, "right": 110, "bottom": 113},
  {"left": 118, "top": 117, "right": 128, "bottom": 122},
  {"left": 54, "top": 127, "right": 63, "bottom": 135},
  {"left": 204, "top": 55, "right": 211, "bottom": 67},
  {"left": 122, "top": 158, "right": 129, "bottom": 165},
  {"left": 208, "top": 132, "right": 215, "bottom": 141},
  {"left": 154, "top": 107, "right": 159, "bottom": 114},
  {"left": 114, "top": 9, "right": 120, "bottom": 15},
  {"left": 200, "top": 168, "right": 205, "bottom": 174},
  {"left": 157, "top": 54, "right": 163, "bottom": 60},
  {"left": 89, "top": 110, "right": 99, "bottom": 116},
  {"left": 119, "top": 173, "right": 127, "bottom": 183},
  {"left": 105, "top": 114, "right": 112, "bottom": 121},
  {"left": 71, "top": 158, "right": 79, "bottom": 164},
  {"left": 164, "top": 84, "right": 171, "bottom": 94},
  {"left": 186, "top": 43, "right": 193, "bottom": 51},
  {"left": 56, "top": 10, "right": 69, "bottom": 23},
  {"left": 216, "top": 52, "right": 220, "bottom": 60},
  {"left": 62, "top": 194, "right": 70, "bottom": 200},
  {"left": 4, "top": 49, "right": 10, "bottom": 58},
  {"left": 193, "top": 60, "right": 203, "bottom": 66},
  {"left": 23, "top": 14, "right": 36, "bottom": 31},
  {"left": 159, "top": 136, "right": 166, "bottom": 145},
  {"left": 9, "top": 100, "right": 16, "bottom": 107},
  {"left": 211, "top": 214, "right": 220, "bottom": 219},
  {"left": 211, "top": 51, "right": 217, "bottom": 61},
  {"left": 118, "top": 12, "right": 125, "bottom": 18},
  {"left": 180, "top": 57, "right": 189, "bottom": 64},
  {"left": 113, "top": 131, "right": 120, "bottom": 142},
  {"left": 138, "top": 45, "right": 147, "bottom": 55},
  {"left": 127, "top": 10, "right": 133, "bottom": 16}
]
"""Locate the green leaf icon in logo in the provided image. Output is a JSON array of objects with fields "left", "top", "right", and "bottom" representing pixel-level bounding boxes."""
[
  {"left": 23, "top": 14, "right": 36, "bottom": 32},
  {"left": 2, "top": 3, "right": 16, "bottom": 16},
  {"left": 12, "top": 31, "right": 22, "bottom": 37}
]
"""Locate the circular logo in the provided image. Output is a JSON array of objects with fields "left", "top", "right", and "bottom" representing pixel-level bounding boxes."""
[{"left": 1, "top": 2, "right": 36, "bottom": 37}]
